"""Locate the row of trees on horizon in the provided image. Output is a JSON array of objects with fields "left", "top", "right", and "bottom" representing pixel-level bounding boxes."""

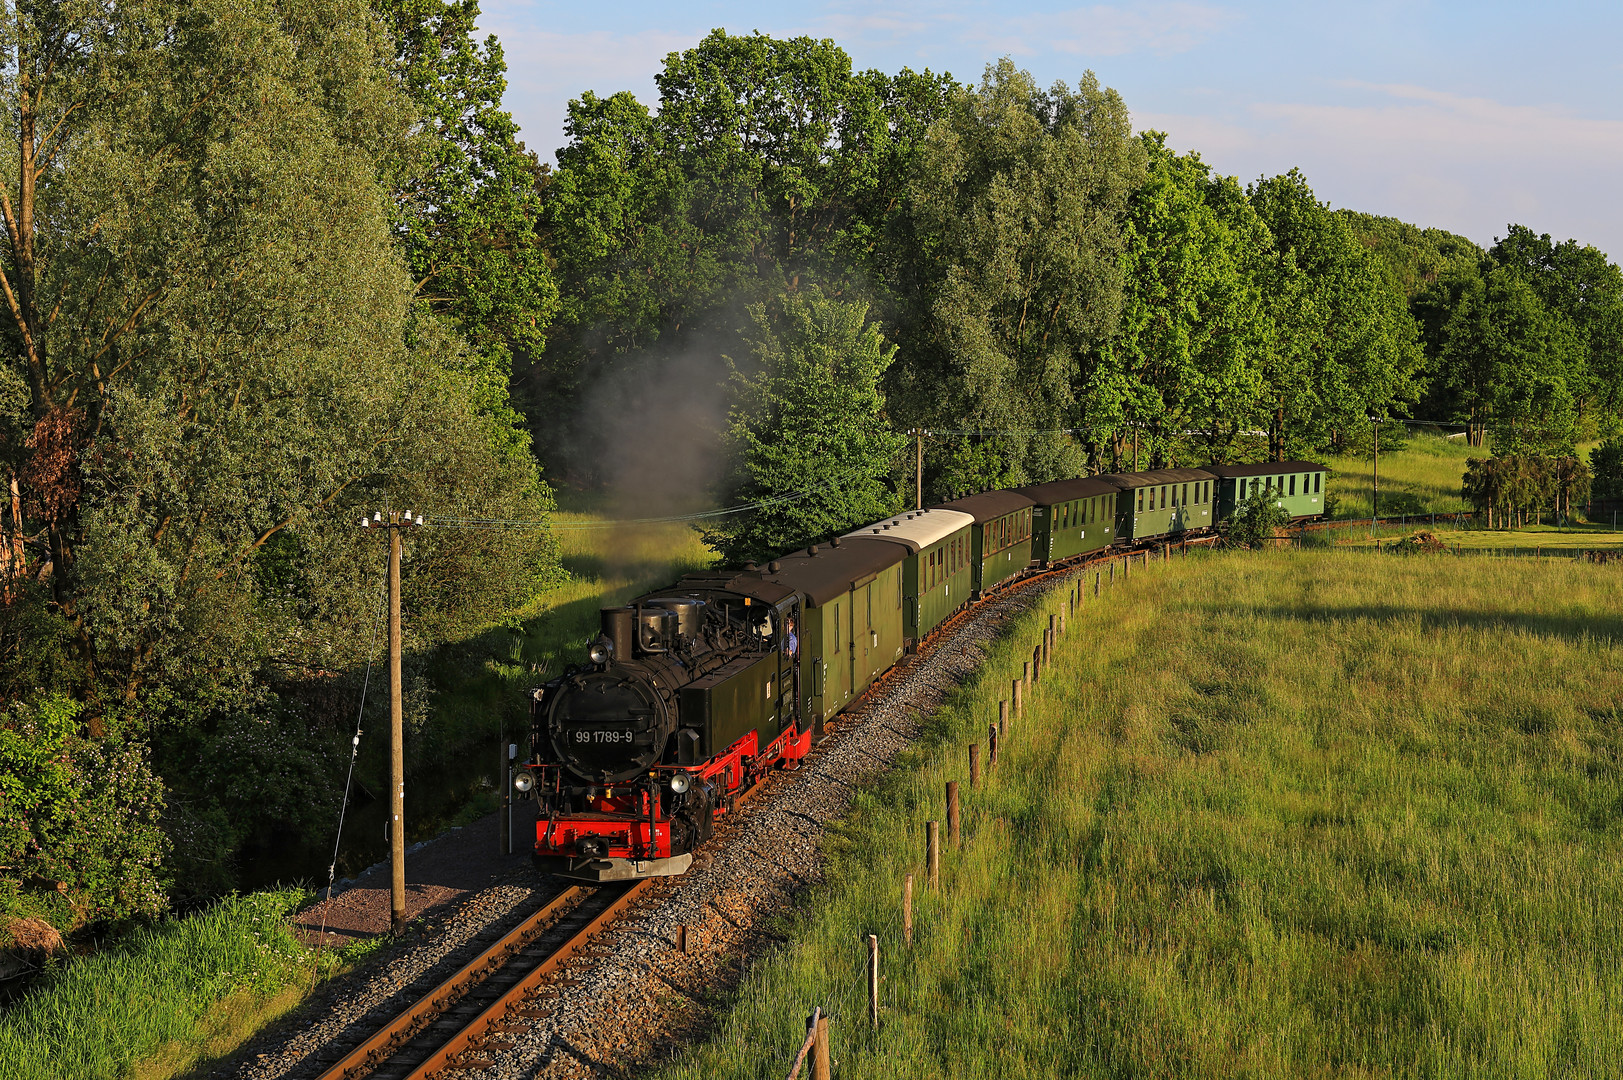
[{"left": 0, "top": 5, "right": 1617, "bottom": 928}]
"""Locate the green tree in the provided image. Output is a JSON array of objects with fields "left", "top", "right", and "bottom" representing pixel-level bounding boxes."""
[
  {"left": 1248, "top": 170, "right": 1425, "bottom": 459},
  {"left": 1591, "top": 436, "right": 1623, "bottom": 501},
  {"left": 534, "top": 32, "right": 954, "bottom": 483},
  {"left": 377, "top": 0, "right": 559, "bottom": 449},
  {"left": 703, "top": 289, "right": 904, "bottom": 564},
  {"left": 1439, "top": 265, "right": 1581, "bottom": 453},
  {"left": 1100, "top": 134, "right": 1272, "bottom": 467},
  {"left": 1220, "top": 484, "right": 1291, "bottom": 549},
  {"left": 902, "top": 60, "right": 1146, "bottom": 491}
]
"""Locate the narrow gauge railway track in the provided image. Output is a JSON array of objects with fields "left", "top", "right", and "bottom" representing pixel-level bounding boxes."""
[{"left": 310, "top": 882, "right": 647, "bottom": 1080}]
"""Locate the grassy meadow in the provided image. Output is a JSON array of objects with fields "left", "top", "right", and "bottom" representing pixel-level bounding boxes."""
[
  {"left": 1325, "top": 430, "right": 1480, "bottom": 518},
  {"left": 657, "top": 549, "right": 1623, "bottom": 1078}
]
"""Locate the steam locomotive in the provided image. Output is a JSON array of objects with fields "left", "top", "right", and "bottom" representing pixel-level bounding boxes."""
[{"left": 513, "top": 461, "right": 1329, "bottom": 882}]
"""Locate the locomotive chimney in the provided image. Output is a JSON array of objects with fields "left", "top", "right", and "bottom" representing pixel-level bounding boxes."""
[{"left": 600, "top": 607, "right": 634, "bottom": 662}]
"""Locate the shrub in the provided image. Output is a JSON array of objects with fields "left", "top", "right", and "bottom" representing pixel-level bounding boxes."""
[
  {"left": 0, "top": 695, "right": 169, "bottom": 934},
  {"left": 1220, "top": 485, "right": 1291, "bottom": 549}
]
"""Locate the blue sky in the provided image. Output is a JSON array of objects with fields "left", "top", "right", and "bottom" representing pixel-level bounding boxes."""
[{"left": 482, "top": 1, "right": 1623, "bottom": 258}]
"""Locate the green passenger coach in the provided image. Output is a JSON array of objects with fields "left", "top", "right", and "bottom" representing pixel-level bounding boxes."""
[
  {"left": 1097, "top": 468, "right": 1217, "bottom": 542},
  {"left": 1009, "top": 476, "right": 1119, "bottom": 567},
  {"left": 842, "top": 508, "right": 976, "bottom": 648},
  {"left": 757, "top": 538, "right": 907, "bottom": 730},
  {"left": 1205, "top": 461, "right": 1329, "bottom": 522},
  {"left": 933, "top": 491, "right": 1037, "bottom": 597}
]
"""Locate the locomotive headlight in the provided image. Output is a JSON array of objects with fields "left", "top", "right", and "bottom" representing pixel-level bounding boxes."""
[
  {"left": 588, "top": 636, "right": 614, "bottom": 665},
  {"left": 513, "top": 769, "right": 535, "bottom": 794},
  {"left": 667, "top": 772, "right": 691, "bottom": 794}
]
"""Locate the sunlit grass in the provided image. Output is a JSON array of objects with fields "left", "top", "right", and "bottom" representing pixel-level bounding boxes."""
[
  {"left": 655, "top": 549, "right": 1623, "bottom": 1079},
  {"left": 0, "top": 892, "right": 327, "bottom": 1080},
  {"left": 1326, "top": 430, "right": 1481, "bottom": 518}
]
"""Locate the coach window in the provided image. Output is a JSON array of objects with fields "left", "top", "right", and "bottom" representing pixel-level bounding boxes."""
[
  {"left": 1289, "top": 474, "right": 1296, "bottom": 496},
  {"left": 1137, "top": 489, "right": 1144, "bottom": 512},
  {"left": 1315, "top": 472, "right": 1322, "bottom": 493}
]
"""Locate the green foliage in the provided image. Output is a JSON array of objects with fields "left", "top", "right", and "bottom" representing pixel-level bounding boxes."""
[
  {"left": 0, "top": 695, "right": 168, "bottom": 929},
  {"left": 1463, "top": 454, "right": 1592, "bottom": 526},
  {"left": 1440, "top": 266, "right": 1583, "bottom": 454},
  {"left": 377, "top": 0, "right": 559, "bottom": 451},
  {"left": 1590, "top": 436, "right": 1623, "bottom": 500},
  {"left": 0, "top": 890, "right": 312, "bottom": 1080},
  {"left": 1101, "top": 134, "right": 1270, "bottom": 466},
  {"left": 1220, "top": 484, "right": 1292, "bottom": 548},
  {"left": 534, "top": 31, "right": 954, "bottom": 481},
  {"left": 702, "top": 290, "right": 905, "bottom": 564},
  {"left": 902, "top": 61, "right": 1145, "bottom": 485},
  {"left": 1247, "top": 170, "right": 1426, "bottom": 459}
]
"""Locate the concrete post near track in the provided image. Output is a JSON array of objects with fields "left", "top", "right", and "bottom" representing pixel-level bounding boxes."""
[{"left": 362, "top": 508, "right": 422, "bottom": 935}]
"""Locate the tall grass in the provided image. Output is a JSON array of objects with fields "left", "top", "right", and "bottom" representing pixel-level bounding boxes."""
[
  {"left": 0, "top": 891, "right": 319, "bottom": 1080},
  {"left": 657, "top": 550, "right": 1623, "bottom": 1078},
  {"left": 1327, "top": 430, "right": 1480, "bottom": 517}
]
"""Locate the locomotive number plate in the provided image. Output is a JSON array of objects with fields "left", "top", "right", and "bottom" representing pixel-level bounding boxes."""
[{"left": 575, "top": 730, "right": 634, "bottom": 744}]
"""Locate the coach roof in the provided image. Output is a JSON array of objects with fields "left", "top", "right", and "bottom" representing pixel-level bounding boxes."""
[
  {"left": 1095, "top": 468, "right": 1217, "bottom": 490},
  {"left": 841, "top": 508, "right": 975, "bottom": 553},
  {"left": 1009, "top": 476, "right": 1121, "bottom": 504},
  {"left": 1202, "top": 460, "right": 1329, "bottom": 478},
  {"left": 932, "top": 490, "right": 1035, "bottom": 524},
  {"left": 757, "top": 538, "right": 905, "bottom": 608}
]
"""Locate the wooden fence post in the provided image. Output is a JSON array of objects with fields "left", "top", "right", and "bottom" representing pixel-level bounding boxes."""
[
  {"left": 1012, "top": 678, "right": 1022, "bottom": 719},
  {"left": 867, "top": 934, "right": 880, "bottom": 1029},
  {"left": 946, "top": 781, "right": 960, "bottom": 847},
  {"left": 926, "top": 821, "right": 939, "bottom": 887},
  {"left": 676, "top": 925, "right": 687, "bottom": 953},
  {"left": 969, "top": 743, "right": 980, "bottom": 787},
  {"left": 813, "top": 1013, "right": 831, "bottom": 1080},
  {"left": 1095, "top": 572, "right": 1100, "bottom": 596},
  {"left": 988, "top": 722, "right": 998, "bottom": 768},
  {"left": 999, "top": 699, "right": 1008, "bottom": 738},
  {"left": 903, "top": 874, "right": 913, "bottom": 945}
]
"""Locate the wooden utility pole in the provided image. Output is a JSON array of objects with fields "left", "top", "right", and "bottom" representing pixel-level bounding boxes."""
[
  {"left": 363, "top": 509, "right": 422, "bottom": 933},
  {"left": 911, "top": 429, "right": 926, "bottom": 509},
  {"left": 1371, "top": 416, "right": 1380, "bottom": 536}
]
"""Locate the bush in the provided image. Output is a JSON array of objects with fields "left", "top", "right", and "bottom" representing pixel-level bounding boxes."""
[
  {"left": 1220, "top": 485, "right": 1291, "bottom": 549},
  {"left": 0, "top": 696, "right": 168, "bottom": 935}
]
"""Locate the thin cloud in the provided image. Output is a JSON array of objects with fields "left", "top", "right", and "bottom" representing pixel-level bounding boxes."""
[{"left": 1143, "top": 84, "right": 1623, "bottom": 256}]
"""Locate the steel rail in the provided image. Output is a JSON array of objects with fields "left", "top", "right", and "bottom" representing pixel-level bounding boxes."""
[
  {"left": 403, "top": 880, "right": 652, "bottom": 1079},
  {"left": 311, "top": 885, "right": 589, "bottom": 1080}
]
